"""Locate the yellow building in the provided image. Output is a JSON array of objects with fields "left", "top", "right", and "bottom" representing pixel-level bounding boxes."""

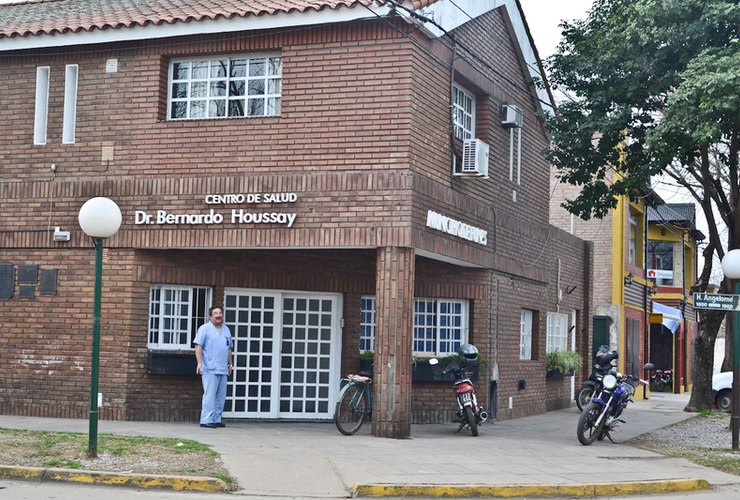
[{"left": 647, "top": 204, "right": 705, "bottom": 393}]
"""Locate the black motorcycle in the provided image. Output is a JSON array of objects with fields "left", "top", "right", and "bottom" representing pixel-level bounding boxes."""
[
  {"left": 576, "top": 346, "right": 618, "bottom": 411},
  {"left": 651, "top": 368, "right": 673, "bottom": 392}
]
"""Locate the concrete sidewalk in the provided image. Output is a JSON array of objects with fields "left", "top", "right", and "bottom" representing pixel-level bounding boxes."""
[{"left": 1, "top": 392, "right": 739, "bottom": 497}]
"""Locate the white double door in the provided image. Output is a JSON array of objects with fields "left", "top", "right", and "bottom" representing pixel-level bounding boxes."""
[{"left": 222, "top": 288, "right": 342, "bottom": 419}]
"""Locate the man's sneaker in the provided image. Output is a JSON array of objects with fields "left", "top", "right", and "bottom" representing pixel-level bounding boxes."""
[
  {"left": 200, "top": 423, "right": 217, "bottom": 428},
  {"left": 215, "top": 422, "right": 226, "bottom": 427}
]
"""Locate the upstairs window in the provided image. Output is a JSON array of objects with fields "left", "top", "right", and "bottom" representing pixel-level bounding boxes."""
[
  {"left": 62, "top": 65, "right": 78, "bottom": 144},
  {"left": 648, "top": 240, "right": 674, "bottom": 286},
  {"left": 453, "top": 83, "right": 476, "bottom": 140},
  {"left": 34, "top": 67, "right": 50, "bottom": 145},
  {"left": 148, "top": 285, "right": 212, "bottom": 350},
  {"left": 168, "top": 54, "right": 282, "bottom": 120}
]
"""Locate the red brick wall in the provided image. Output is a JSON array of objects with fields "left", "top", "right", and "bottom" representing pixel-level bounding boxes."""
[{"left": 1, "top": 12, "right": 592, "bottom": 422}]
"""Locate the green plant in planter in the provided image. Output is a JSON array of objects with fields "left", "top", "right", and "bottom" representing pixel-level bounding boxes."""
[
  {"left": 546, "top": 349, "right": 583, "bottom": 375},
  {"left": 441, "top": 354, "right": 460, "bottom": 364},
  {"left": 359, "top": 350, "right": 375, "bottom": 361}
]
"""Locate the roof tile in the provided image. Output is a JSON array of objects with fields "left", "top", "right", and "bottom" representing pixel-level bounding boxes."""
[{"left": 0, "top": 0, "right": 423, "bottom": 39}]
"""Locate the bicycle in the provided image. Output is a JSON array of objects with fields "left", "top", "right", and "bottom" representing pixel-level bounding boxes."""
[{"left": 334, "top": 374, "right": 372, "bottom": 435}]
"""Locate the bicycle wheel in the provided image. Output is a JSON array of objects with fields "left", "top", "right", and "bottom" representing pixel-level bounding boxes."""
[{"left": 335, "top": 383, "right": 369, "bottom": 435}]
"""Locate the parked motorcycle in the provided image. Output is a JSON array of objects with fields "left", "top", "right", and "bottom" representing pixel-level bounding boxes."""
[
  {"left": 429, "top": 343, "right": 488, "bottom": 436},
  {"left": 576, "top": 362, "right": 654, "bottom": 445},
  {"left": 576, "top": 345, "right": 619, "bottom": 411},
  {"left": 651, "top": 368, "right": 673, "bottom": 392}
]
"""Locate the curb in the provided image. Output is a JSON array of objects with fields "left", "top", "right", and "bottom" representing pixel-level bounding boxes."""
[
  {"left": 0, "top": 465, "right": 229, "bottom": 492},
  {"left": 351, "top": 479, "right": 712, "bottom": 498}
]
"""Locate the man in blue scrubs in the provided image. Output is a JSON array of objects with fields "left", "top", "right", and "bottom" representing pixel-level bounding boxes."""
[{"left": 195, "top": 306, "right": 233, "bottom": 428}]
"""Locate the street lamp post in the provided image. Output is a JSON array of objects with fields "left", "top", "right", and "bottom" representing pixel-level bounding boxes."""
[
  {"left": 720, "top": 249, "right": 740, "bottom": 451},
  {"left": 78, "top": 197, "right": 122, "bottom": 457}
]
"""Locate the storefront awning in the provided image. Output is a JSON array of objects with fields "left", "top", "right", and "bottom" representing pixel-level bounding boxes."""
[{"left": 652, "top": 302, "right": 683, "bottom": 334}]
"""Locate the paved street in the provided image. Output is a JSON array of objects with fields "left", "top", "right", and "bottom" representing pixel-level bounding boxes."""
[{"left": 2, "top": 392, "right": 739, "bottom": 498}]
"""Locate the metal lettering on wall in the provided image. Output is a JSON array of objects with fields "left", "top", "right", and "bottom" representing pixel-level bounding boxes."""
[{"left": 134, "top": 192, "right": 298, "bottom": 228}]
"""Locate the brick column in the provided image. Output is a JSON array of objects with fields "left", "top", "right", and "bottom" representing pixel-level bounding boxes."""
[{"left": 372, "top": 246, "right": 415, "bottom": 438}]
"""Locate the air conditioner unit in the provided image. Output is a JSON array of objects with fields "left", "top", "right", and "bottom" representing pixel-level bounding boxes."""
[
  {"left": 458, "top": 139, "right": 489, "bottom": 178},
  {"left": 501, "top": 105, "right": 523, "bottom": 128}
]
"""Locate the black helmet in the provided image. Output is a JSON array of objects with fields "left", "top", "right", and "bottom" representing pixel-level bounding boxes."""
[
  {"left": 457, "top": 343, "right": 478, "bottom": 365},
  {"left": 594, "top": 345, "right": 618, "bottom": 367}
]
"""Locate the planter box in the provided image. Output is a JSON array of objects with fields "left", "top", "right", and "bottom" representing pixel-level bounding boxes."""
[
  {"left": 359, "top": 358, "right": 374, "bottom": 377},
  {"left": 356, "top": 358, "right": 479, "bottom": 381},
  {"left": 413, "top": 361, "right": 478, "bottom": 382},
  {"left": 148, "top": 351, "right": 197, "bottom": 375},
  {"left": 546, "top": 369, "right": 574, "bottom": 379}
]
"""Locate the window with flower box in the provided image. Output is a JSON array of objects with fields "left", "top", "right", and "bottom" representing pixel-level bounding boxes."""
[{"left": 148, "top": 285, "right": 212, "bottom": 350}]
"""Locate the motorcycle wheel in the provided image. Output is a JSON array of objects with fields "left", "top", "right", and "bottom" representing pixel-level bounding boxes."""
[
  {"left": 465, "top": 406, "right": 479, "bottom": 436},
  {"left": 577, "top": 401, "right": 604, "bottom": 446},
  {"left": 654, "top": 378, "right": 666, "bottom": 392},
  {"left": 576, "top": 386, "right": 594, "bottom": 412}
]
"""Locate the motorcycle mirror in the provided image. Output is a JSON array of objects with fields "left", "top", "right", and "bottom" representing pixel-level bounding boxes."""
[
  {"left": 643, "top": 363, "right": 655, "bottom": 371},
  {"left": 428, "top": 358, "right": 439, "bottom": 366}
]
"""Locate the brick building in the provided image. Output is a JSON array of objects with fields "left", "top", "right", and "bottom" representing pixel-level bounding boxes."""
[
  {"left": 0, "top": 0, "right": 592, "bottom": 437},
  {"left": 550, "top": 162, "right": 702, "bottom": 394}
]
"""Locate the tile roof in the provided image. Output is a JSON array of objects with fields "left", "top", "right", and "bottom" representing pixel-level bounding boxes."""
[
  {"left": 647, "top": 204, "right": 696, "bottom": 225},
  {"left": 0, "top": 0, "right": 438, "bottom": 39},
  {"left": 647, "top": 203, "right": 706, "bottom": 240}
]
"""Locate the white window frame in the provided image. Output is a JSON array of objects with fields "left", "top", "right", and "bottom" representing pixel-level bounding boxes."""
[
  {"left": 629, "top": 211, "right": 638, "bottom": 265},
  {"left": 360, "top": 296, "right": 376, "bottom": 353},
  {"left": 520, "top": 309, "right": 533, "bottom": 360},
  {"left": 62, "top": 64, "right": 78, "bottom": 144},
  {"left": 453, "top": 83, "right": 476, "bottom": 140},
  {"left": 414, "top": 298, "right": 468, "bottom": 356},
  {"left": 360, "top": 297, "right": 469, "bottom": 357},
  {"left": 168, "top": 53, "right": 282, "bottom": 120},
  {"left": 34, "top": 67, "right": 50, "bottom": 145},
  {"left": 148, "top": 285, "right": 212, "bottom": 350},
  {"left": 546, "top": 312, "right": 568, "bottom": 354}
]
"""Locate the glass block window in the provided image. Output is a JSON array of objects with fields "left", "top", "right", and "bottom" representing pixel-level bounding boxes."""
[
  {"left": 148, "top": 285, "right": 212, "bottom": 349},
  {"left": 168, "top": 54, "right": 282, "bottom": 120}
]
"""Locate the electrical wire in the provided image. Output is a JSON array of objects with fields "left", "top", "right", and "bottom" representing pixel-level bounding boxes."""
[{"left": 378, "top": 0, "right": 555, "bottom": 111}]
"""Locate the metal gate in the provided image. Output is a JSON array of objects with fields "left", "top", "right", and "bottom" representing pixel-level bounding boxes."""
[{"left": 222, "top": 288, "right": 342, "bottom": 419}]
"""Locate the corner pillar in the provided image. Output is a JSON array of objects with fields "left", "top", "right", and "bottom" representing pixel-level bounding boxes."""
[{"left": 372, "top": 246, "right": 415, "bottom": 438}]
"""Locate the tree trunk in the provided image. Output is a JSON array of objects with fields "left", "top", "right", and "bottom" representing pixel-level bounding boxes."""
[{"left": 686, "top": 309, "right": 724, "bottom": 412}]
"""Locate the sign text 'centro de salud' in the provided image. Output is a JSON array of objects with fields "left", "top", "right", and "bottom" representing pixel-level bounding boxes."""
[
  {"left": 133, "top": 194, "right": 488, "bottom": 245},
  {"left": 134, "top": 193, "right": 298, "bottom": 228},
  {"left": 694, "top": 293, "right": 740, "bottom": 311}
]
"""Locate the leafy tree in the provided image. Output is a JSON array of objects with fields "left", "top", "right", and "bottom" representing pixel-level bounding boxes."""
[{"left": 543, "top": 0, "right": 740, "bottom": 411}]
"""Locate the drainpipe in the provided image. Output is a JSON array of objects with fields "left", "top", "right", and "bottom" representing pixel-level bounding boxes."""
[
  {"left": 488, "top": 206, "right": 498, "bottom": 420},
  {"left": 449, "top": 44, "right": 458, "bottom": 188}
]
